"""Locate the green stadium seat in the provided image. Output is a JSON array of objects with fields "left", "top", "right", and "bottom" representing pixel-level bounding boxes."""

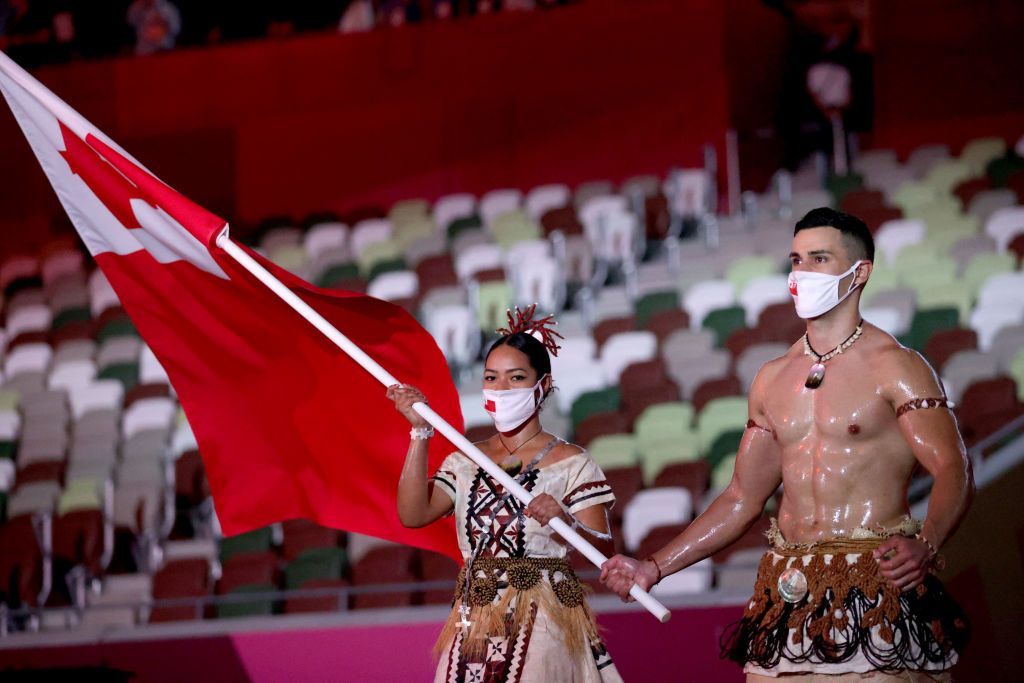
[
  {"left": 711, "top": 455, "right": 736, "bottom": 491},
  {"left": 98, "top": 362, "right": 140, "bottom": 392},
  {"left": 586, "top": 434, "right": 639, "bottom": 470},
  {"left": 962, "top": 252, "right": 1017, "bottom": 298},
  {"left": 221, "top": 527, "right": 273, "bottom": 563},
  {"left": 901, "top": 307, "right": 960, "bottom": 351},
  {"left": 725, "top": 256, "right": 777, "bottom": 293},
  {"left": 702, "top": 306, "right": 747, "bottom": 347},
  {"left": 358, "top": 239, "right": 402, "bottom": 276},
  {"left": 707, "top": 429, "right": 744, "bottom": 470},
  {"left": 97, "top": 316, "right": 139, "bottom": 343},
  {"left": 52, "top": 306, "right": 91, "bottom": 331},
  {"left": 634, "top": 291, "right": 679, "bottom": 328},
  {"left": 367, "top": 257, "right": 407, "bottom": 282},
  {"left": 217, "top": 583, "right": 277, "bottom": 618},
  {"left": 640, "top": 439, "right": 701, "bottom": 485},
  {"left": 447, "top": 215, "right": 482, "bottom": 241},
  {"left": 570, "top": 388, "right": 621, "bottom": 432},
  {"left": 696, "top": 396, "right": 748, "bottom": 455},
  {"left": 285, "top": 547, "right": 347, "bottom": 590},
  {"left": 475, "top": 280, "right": 513, "bottom": 332},
  {"left": 315, "top": 262, "right": 359, "bottom": 288},
  {"left": 825, "top": 172, "right": 864, "bottom": 204}
]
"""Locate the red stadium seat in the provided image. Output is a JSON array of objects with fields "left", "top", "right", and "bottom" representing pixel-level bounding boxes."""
[
  {"left": 218, "top": 551, "right": 279, "bottom": 596},
  {"left": 419, "top": 551, "right": 460, "bottom": 606},
  {"left": 924, "top": 328, "right": 978, "bottom": 372},
  {"left": 644, "top": 308, "right": 690, "bottom": 345},
  {"left": 281, "top": 520, "right": 343, "bottom": 563},
  {"left": 150, "top": 557, "right": 211, "bottom": 622},
  {"left": 0, "top": 514, "right": 45, "bottom": 608},
  {"left": 653, "top": 460, "right": 711, "bottom": 509},
  {"left": 350, "top": 546, "right": 418, "bottom": 609},
  {"left": 592, "top": 316, "right": 636, "bottom": 352},
  {"left": 573, "top": 411, "right": 629, "bottom": 448},
  {"left": 691, "top": 376, "right": 743, "bottom": 416}
]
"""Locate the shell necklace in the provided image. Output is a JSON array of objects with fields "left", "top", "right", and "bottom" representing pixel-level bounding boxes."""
[{"left": 802, "top": 320, "right": 864, "bottom": 389}]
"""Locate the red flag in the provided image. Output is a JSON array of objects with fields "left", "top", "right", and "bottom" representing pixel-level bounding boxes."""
[{"left": 0, "top": 52, "right": 462, "bottom": 560}]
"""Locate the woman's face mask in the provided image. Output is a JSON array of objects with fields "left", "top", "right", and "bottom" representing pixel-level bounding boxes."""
[
  {"left": 788, "top": 260, "right": 863, "bottom": 319},
  {"left": 483, "top": 374, "right": 547, "bottom": 432}
]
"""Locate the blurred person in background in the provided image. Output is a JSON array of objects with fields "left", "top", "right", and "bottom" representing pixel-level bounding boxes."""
[
  {"left": 766, "top": 0, "right": 874, "bottom": 170},
  {"left": 126, "top": 0, "right": 181, "bottom": 55},
  {"left": 0, "top": 0, "right": 53, "bottom": 67}
]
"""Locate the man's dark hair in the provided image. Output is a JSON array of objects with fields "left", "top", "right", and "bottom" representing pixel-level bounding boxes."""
[{"left": 794, "top": 207, "right": 874, "bottom": 263}]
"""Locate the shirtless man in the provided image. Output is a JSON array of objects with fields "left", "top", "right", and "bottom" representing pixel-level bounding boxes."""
[{"left": 601, "top": 208, "right": 973, "bottom": 681}]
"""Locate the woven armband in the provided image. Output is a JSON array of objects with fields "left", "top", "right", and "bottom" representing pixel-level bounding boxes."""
[{"left": 895, "top": 397, "right": 954, "bottom": 418}]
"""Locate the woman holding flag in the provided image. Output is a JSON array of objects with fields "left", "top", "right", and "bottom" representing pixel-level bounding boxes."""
[{"left": 389, "top": 305, "right": 623, "bottom": 683}]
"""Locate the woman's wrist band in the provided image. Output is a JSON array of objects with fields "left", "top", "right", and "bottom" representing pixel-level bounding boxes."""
[{"left": 410, "top": 426, "right": 435, "bottom": 440}]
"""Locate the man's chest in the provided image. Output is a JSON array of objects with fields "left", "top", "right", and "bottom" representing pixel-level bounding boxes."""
[{"left": 764, "top": 356, "right": 896, "bottom": 444}]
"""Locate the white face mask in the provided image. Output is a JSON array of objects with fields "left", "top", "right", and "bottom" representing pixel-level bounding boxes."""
[
  {"left": 788, "top": 260, "right": 863, "bottom": 319},
  {"left": 483, "top": 375, "right": 547, "bottom": 432}
]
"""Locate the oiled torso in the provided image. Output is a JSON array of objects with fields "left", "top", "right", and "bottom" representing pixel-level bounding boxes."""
[{"left": 760, "top": 332, "right": 917, "bottom": 543}]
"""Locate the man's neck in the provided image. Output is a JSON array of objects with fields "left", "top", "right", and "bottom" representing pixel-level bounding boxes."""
[{"left": 805, "top": 304, "right": 862, "bottom": 353}]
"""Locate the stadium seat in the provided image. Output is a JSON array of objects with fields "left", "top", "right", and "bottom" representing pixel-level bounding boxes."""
[
  {"left": 419, "top": 551, "right": 460, "bottom": 606},
  {"left": 479, "top": 188, "right": 523, "bottom": 228},
  {"left": 586, "top": 434, "right": 639, "bottom": 471},
  {"left": 924, "top": 328, "right": 979, "bottom": 372},
  {"left": 652, "top": 460, "right": 710, "bottom": 511},
  {"left": 350, "top": 546, "right": 418, "bottom": 610},
  {"left": 220, "top": 526, "right": 273, "bottom": 563},
  {"left": 701, "top": 306, "right": 747, "bottom": 348},
  {"left": 574, "top": 411, "right": 629, "bottom": 448},
  {"left": 599, "top": 331, "right": 658, "bottom": 384},
  {"left": 683, "top": 279, "right": 735, "bottom": 329},
  {"left": 622, "top": 487, "right": 693, "bottom": 553},
  {"left": 942, "top": 350, "right": 1000, "bottom": 403}
]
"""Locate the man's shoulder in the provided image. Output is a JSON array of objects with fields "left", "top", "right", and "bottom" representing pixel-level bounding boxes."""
[{"left": 862, "top": 325, "right": 943, "bottom": 395}]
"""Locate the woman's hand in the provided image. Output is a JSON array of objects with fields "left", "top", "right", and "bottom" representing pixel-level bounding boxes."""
[
  {"left": 524, "top": 493, "right": 570, "bottom": 527},
  {"left": 386, "top": 384, "right": 429, "bottom": 429}
]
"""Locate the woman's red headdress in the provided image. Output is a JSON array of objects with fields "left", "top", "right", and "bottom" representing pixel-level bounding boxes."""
[{"left": 495, "top": 304, "right": 563, "bottom": 357}]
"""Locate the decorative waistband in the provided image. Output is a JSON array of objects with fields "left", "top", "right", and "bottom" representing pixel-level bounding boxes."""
[
  {"left": 455, "top": 556, "right": 583, "bottom": 608},
  {"left": 766, "top": 516, "right": 923, "bottom": 556}
]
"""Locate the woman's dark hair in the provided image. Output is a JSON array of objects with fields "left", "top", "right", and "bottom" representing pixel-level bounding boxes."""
[{"left": 485, "top": 332, "right": 552, "bottom": 377}]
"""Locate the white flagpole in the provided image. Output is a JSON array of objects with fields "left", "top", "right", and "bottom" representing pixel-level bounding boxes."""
[{"left": 216, "top": 232, "right": 670, "bottom": 623}]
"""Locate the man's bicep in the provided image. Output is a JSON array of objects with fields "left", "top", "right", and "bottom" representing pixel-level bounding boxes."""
[
  {"left": 897, "top": 407, "right": 968, "bottom": 476},
  {"left": 886, "top": 349, "right": 968, "bottom": 474},
  {"left": 729, "top": 423, "right": 783, "bottom": 505}
]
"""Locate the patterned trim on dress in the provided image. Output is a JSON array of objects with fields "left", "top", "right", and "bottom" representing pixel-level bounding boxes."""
[
  {"left": 431, "top": 472, "right": 457, "bottom": 497},
  {"left": 562, "top": 480, "right": 612, "bottom": 509}
]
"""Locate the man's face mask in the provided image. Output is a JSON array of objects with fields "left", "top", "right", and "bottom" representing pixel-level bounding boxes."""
[
  {"left": 788, "top": 260, "right": 863, "bottom": 319},
  {"left": 483, "top": 375, "right": 547, "bottom": 432}
]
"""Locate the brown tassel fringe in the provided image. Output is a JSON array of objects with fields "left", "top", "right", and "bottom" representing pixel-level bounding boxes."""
[
  {"left": 434, "top": 558, "right": 602, "bottom": 662},
  {"left": 720, "top": 548, "right": 970, "bottom": 673}
]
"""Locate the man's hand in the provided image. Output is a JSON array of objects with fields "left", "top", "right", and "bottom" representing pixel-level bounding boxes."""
[
  {"left": 600, "top": 555, "right": 659, "bottom": 601},
  {"left": 873, "top": 536, "right": 933, "bottom": 591}
]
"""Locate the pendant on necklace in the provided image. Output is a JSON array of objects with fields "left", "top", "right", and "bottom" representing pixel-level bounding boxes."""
[
  {"left": 805, "top": 362, "right": 826, "bottom": 389},
  {"left": 499, "top": 457, "right": 523, "bottom": 476}
]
